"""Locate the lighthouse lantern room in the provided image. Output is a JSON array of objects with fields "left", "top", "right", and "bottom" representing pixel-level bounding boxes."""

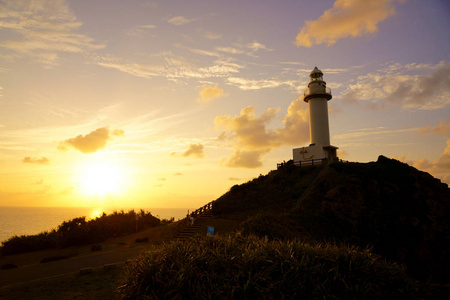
[{"left": 293, "top": 67, "right": 338, "bottom": 164}]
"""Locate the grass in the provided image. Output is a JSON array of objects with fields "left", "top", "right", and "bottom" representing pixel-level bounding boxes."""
[
  {"left": 120, "top": 235, "right": 420, "bottom": 299},
  {"left": 0, "top": 266, "right": 124, "bottom": 300}
]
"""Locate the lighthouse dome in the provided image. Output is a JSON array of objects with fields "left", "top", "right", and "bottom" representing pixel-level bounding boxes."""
[{"left": 310, "top": 67, "right": 323, "bottom": 81}]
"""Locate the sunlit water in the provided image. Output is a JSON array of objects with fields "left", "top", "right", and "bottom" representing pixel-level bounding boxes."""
[{"left": 0, "top": 206, "right": 193, "bottom": 243}]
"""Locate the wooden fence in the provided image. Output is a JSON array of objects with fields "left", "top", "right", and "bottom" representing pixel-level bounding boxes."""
[{"left": 277, "top": 158, "right": 327, "bottom": 169}]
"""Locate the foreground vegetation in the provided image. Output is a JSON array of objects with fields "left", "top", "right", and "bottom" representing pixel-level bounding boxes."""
[
  {"left": 120, "top": 235, "right": 420, "bottom": 299},
  {"left": 1, "top": 210, "right": 164, "bottom": 255}
]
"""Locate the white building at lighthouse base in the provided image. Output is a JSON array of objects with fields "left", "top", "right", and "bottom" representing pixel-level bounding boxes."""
[{"left": 293, "top": 144, "right": 338, "bottom": 165}]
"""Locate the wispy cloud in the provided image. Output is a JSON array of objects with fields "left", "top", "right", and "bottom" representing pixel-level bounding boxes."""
[
  {"left": 96, "top": 53, "right": 242, "bottom": 80},
  {"left": 216, "top": 41, "right": 271, "bottom": 57},
  {"left": 227, "top": 77, "right": 296, "bottom": 90},
  {"left": 341, "top": 61, "right": 450, "bottom": 110},
  {"left": 0, "top": 0, "right": 104, "bottom": 66},
  {"left": 22, "top": 156, "right": 50, "bottom": 165},
  {"left": 168, "top": 16, "right": 196, "bottom": 26},
  {"left": 96, "top": 55, "right": 164, "bottom": 79},
  {"left": 247, "top": 42, "right": 272, "bottom": 52},
  {"left": 296, "top": 0, "right": 402, "bottom": 47},
  {"left": 334, "top": 127, "right": 418, "bottom": 141},
  {"left": 418, "top": 120, "right": 450, "bottom": 136},
  {"left": 202, "top": 31, "right": 222, "bottom": 40},
  {"left": 125, "top": 24, "right": 156, "bottom": 36}
]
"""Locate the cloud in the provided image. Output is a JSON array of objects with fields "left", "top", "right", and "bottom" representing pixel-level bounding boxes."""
[
  {"left": 22, "top": 156, "right": 50, "bottom": 165},
  {"left": 202, "top": 31, "right": 222, "bottom": 40},
  {"left": 183, "top": 144, "right": 204, "bottom": 158},
  {"left": 334, "top": 127, "right": 417, "bottom": 141},
  {"left": 197, "top": 84, "right": 227, "bottom": 103},
  {"left": 215, "top": 98, "right": 310, "bottom": 168},
  {"left": 126, "top": 24, "right": 156, "bottom": 36},
  {"left": 393, "top": 140, "right": 450, "bottom": 184},
  {"left": 97, "top": 55, "right": 165, "bottom": 79},
  {"left": 410, "top": 140, "right": 450, "bottom": 184},
  {"left": 96, "top": 53, "right": 241, "bottom": 80},
  {"left": 215, "top": 41, "right": 271, "bottom": 57},
  {"left": 216, "top": 47, "right": 244, "bottom": 55},
  {"left": 0, "top": 0, "right": 104, "bottom": 65},
  {"left": 57, "top": 127, "right": 124, "bottom": 154},
  {"left": 296, "top": 0, "right": 401, "bottom": 47},
  {"left": 418, "top": 120, "right": 450, "bottom": 136},
  {"left": 247, "top": 42, "right": 272, "bottom": 52},
  {"left": 168, "top": 16, "right": 196, "bottom": 25},
  {"left": 342, "top": 61, "right": 450, "bottom": 110},
  {"left": 337, "top": 149, "right": 349, "bottom": 158},
  {"left": 227, "top": 77, "right": 296, "bottom": 90},
  {"left": 221, "top": 149, "right": 268, "bottom": 168}
]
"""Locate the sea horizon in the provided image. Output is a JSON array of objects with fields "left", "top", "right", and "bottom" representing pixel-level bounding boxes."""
[{"left": 0, "top": 206, "right": 194, "bottom": 243}]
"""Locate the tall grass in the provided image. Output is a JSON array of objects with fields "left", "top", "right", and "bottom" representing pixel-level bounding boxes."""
[{"left": 120, "top": 235, "right": 419, "bottom": 299}]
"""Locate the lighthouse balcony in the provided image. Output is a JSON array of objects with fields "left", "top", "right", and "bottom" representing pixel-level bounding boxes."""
[{"left": 303, "top": 87, "right": 332, "bottom": 102}]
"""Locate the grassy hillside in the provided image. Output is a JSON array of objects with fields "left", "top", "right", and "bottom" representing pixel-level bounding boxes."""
[{"left": 213, "top": 156, "right": 449, "bottom": 283}]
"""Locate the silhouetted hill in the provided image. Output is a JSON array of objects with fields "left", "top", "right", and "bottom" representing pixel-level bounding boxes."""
[{"left": 212, "top": 156, "right": 450, "bottom": 283}]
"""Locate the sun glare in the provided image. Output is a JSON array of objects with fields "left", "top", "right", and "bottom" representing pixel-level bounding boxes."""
[{"left": 78, "top": 163, "right": 125, "bottom": 197}]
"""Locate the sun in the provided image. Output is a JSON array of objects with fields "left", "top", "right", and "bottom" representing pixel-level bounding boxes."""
[{"left": 78, "top": 163, "right": 125, "bottom": 197}]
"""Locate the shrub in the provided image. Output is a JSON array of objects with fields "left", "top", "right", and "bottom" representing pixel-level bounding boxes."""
[
  {"left": 0, "top": 209, "right": 162, "bottom": 255},
  {"left": 120, "top": 235, "right": 420, "bottom": 299}
]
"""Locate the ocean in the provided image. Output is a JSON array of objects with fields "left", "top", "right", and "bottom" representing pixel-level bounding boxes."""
[{"left": 0, "top": 206, "right": 193, "bottom": 243}]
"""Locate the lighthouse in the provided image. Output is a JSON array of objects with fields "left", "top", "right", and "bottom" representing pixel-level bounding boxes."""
[{"left": 293, "top": 67, "right": 338, "bottom": 164}]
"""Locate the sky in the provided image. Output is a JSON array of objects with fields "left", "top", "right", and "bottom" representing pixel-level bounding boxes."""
[{"left": 0, "top": 0, "right": 449, "bottom": 210}]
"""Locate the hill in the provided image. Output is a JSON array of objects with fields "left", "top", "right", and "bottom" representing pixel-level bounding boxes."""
[{"left": 212, "top": 156, "right": 450, "bottom": 283}]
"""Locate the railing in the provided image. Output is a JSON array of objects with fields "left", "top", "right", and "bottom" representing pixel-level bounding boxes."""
[
  {"left": 173, "top": 201, "right": 215, "bottom": 236},
  {"left": 303, "top": 87, "right": 332, "bottom": 98},
  {"left": 277, "top": 158, "right": 327, "bottom": 169}
]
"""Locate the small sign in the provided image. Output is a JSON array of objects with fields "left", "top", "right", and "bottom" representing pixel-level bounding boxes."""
[{"left": 207, "top": 226, "right": 214, "bottom": 236}]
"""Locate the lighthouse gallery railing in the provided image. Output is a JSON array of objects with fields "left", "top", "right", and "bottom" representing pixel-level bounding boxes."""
[{"left": 303, "top": 87, "right": 332, "bottom": 98}]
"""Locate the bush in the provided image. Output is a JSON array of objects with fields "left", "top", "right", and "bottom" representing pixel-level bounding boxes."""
[
  {"left": 0, "top": 209, "right": 162, "bottom": 255},
  {"left": 120, "top": 235, "right": 420, "bottom": 299}
]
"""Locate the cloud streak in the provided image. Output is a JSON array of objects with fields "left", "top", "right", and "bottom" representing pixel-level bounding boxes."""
[
  {"left": 418, "top": 121, "right": 450, "bottom": 136},
  {"left": 57, "top": 127, "right": 124, "bottom": 154},
  {"left": 0, "top": 0, "right": 104, "bottom": 65},
  {"left": 168, "top": 16, "right": 196, "bottom": 26},
  {"left": 22, "top": 156, "right": 50, "bottom": 165},
  {"left": 296, "top": 0, "right": 401, "bottom": 47}
]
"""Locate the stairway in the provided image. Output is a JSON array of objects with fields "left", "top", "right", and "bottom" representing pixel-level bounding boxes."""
[{"left": 173, "top": 211, "right": 213, "bottom": 241}]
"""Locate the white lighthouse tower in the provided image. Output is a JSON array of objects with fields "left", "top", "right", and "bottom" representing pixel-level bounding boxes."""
[{"left": 293, "top": 67, "right": 338, "bottom": 165}]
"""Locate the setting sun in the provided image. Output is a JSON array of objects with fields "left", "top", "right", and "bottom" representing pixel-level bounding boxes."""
[{"left": 78, "top": 163, "right": 125, "bottom": 197}]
